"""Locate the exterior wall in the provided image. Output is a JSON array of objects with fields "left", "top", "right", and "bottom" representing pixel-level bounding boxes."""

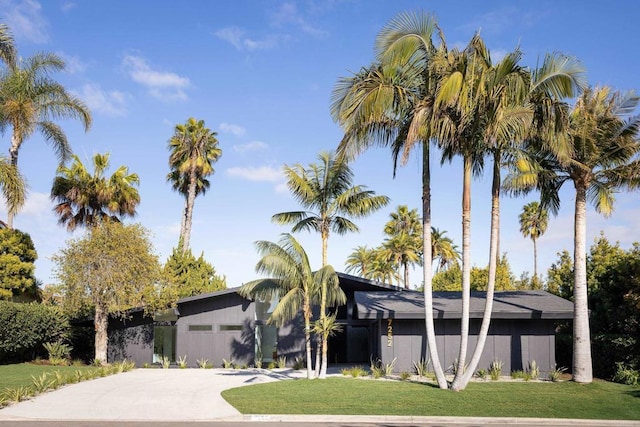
[
  {"left": 176, "top": 293, "right": 254, "bottom": 367},
  {"left": 108, "top": 313, "right": 154, "bottom": 365},
  {"left": 378, "top": 318, "right": 558, "bottom": 375}
]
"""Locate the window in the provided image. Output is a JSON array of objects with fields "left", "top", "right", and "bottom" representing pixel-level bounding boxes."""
[
  {"left": 153, "top": 325, "right": 176, "bottom": 363},
  {"left": 188, "top": 324, "right": 213, "bottom": 332},
  {"left": 219, "top": 324, "right": 242, "bottom": 331}
]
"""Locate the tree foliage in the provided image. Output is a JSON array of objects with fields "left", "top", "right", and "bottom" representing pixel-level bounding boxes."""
[
  {"left": 0, "top": 228, "right": 38, "bottom": 301},
  {"left": 432, "top": 254, "right": 516, "bottom": 291},
  {"left": 52, "top": 221, "right": 161, "bottom": 363},
  {"left": 163, "top": 247, "right": 226, "bottom": 298},
  {"left": 546, "top": 233, "right": 640, "bottom": 380},
  {"left": 0, "top": 301, "right": 68, "bottom": 362}
]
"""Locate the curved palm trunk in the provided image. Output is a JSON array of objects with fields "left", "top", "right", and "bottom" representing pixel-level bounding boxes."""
[
  {"left": 573, "top": 183, "right": 593, "bottom": 383},
  {"left": 452, "top": 152, "right": 500, "bottom": 390},
  {"left": 422, "top": 143, "right": 447, "bottom": 389},
  {"left": 454, "top": 155, "right": 472, "bottom": 381},
  {"left": 181, "top": 165, "right": 197, "bottom": 252},
  {"left": 7, "top": 131, "right": 21, "bottom": 228},
  {"left": 94, "top": 303, "right": 108, "bottom": 365}
]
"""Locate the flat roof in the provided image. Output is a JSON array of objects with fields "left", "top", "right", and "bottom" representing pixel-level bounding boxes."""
[{"left": 354, "top": 290, "right": 574, "bottom": 320}]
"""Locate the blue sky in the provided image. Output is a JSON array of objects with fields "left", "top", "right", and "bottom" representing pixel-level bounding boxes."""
[{"left": 1, "top": 0, "right": 638, "bottom": 288}]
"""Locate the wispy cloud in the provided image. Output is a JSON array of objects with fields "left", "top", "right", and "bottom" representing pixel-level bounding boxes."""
[
  {"left": 226, "top": 165, "right": 282, "bottom": 182},
  {"left": 1, "top": 0, "right": 49, "bottom": 43},
  {"left": 270, "top": 2, "right": 327, "bottom": 38},
  {"left": 233, "top": 141, "right": 268, "bottom": 153},
  {"left": 60, "top": 1, "right": 75, "bottom": 12},
  {"left": 122, "top": 54, "right": 190, "bottom": 101},
  {"left": 56, "top": 51, "right": 87, "bottom": 74},
  {"left": 219, "top": 122, "right": 247, "bottom": 137},
  {"left": 75, "top": 83, "right": 128, "bottom": 117},
  {"left": 214, "top": 26, "right": 280, "bottom": 51}
]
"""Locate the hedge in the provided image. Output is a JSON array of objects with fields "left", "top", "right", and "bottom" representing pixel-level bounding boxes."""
[{"left": 0, "top": 301, "right": 69, "bottom": 363}]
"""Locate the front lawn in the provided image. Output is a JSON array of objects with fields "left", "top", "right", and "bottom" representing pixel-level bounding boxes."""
[
  {"left": 222, "top": 377, "right": 640, "bottom": 420},
  {"left": 0, "top": 363, "right": 97, "bottom": 390}
]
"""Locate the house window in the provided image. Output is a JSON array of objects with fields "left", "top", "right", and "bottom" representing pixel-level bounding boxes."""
[
  {"left": 219, "top": 324, "right": 243, "bottom": 331},
  {"left": 153, "top": 325, "right": 176, "bottom": 363},
  {"left": 188, "top": 324, "right": 213, "bottom": 332}
]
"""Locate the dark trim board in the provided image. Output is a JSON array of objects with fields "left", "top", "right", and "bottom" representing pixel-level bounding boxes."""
[{"left": 107, "top": 274, "right": 573, "bottom": 375}]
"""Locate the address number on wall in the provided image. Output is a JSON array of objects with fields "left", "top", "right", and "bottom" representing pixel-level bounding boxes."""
[{"left": 387, "top": 318, "right": 393, "bottom": 347}]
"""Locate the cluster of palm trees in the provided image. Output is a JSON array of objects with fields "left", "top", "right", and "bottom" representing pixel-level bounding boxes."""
[
  {"left": 331, "top": 10, "right": 639, "bottom": 389},
  {"left": 0, "top": 24, "right": 91, "bottom": 228},
  {"left": 345, "top": 205, "right": 458, "bottom": 289},
  {"left": 240, "top": 151, "right": 388, "bottom": 379}
]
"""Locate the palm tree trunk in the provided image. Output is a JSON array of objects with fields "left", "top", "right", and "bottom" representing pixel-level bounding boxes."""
[
  {"left": 94, "top": 303, "right": 108, "bottom": 365},
  {"left": 421, "top": 143, "right": 447, "bottom": 389},
  {"left": 181, "top": 165, "right": 197, "bottom": 252},
  {"left": 303, "top": 296, "right": 314, "bottom": 379},
  {"left": 573, "top": 183, "right": 593, "bottom": 383},
  {"left": 6, "top": 131, "right": 20, "bottom": 228},
  {"left": 317, "top": 230, "right": 328, "bottom": 377},
  {"left": 454, "top": 155, "right": 473, "bottom": 381},
  {"left": 452, "top": 151, "right": 500, "bottom": 391},
  {"left": 533, "top": 237, "right": 538, "bottom": 281},
  {"left": 403, "top": 261, "right": 409, "bottom": 290}
]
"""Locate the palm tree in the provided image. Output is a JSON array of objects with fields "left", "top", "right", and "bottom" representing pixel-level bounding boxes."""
[
  {"left": 0, "top": 52, "right": 92, "bottom": 227},
  {"left": 51, "top": 153, "right": 140, "bottom": 231},
  {"left": 0, "top": 23, "right": 16, "bottom": 69},
  {"left": 273, "top": 149, "right": 388, "bottom": 376},
  {"left": 167, "top": 118, "right": 221, "bottom": 252},
  {"left": 331, "top": 11, "right": 450, "bottom": 389},
  {"left": 345, "top": 245, "right": 375, "bottom": 277},
  {"left": 273, "top": 150, "right": 389, "bottom": 266},
  {"left": 507, "top": 86, "right": 640, "bottom": 383},
  {"left": 238, "top": 234, "right": 345, "bottom": 379},
  {"left": 366, "top": 247, "right": 400, "bottom": 285},
  {"left": 382, "top": 206, "right": 422, "bottom": 288},
  {"left": 430, "top": 227, "right": 459, "bottom": 271},
  {"left": 519, "top": 201, "right": 548, "bottom": 280}
]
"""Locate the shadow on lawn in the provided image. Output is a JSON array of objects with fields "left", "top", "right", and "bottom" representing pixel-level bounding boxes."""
[{"left": 625, "top": 389, "right": 640, "bottom": 399}]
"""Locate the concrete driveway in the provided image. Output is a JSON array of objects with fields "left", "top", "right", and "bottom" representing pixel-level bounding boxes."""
[{"left": 0, "top": 368, "right": 303, "bottom": 422}]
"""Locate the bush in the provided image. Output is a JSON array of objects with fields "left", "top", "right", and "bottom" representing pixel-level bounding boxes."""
[
  {"left": 613, "top": 362, "right": 639, "bottom": 386},
  {"left": 0, "top": 301, "right": 69, "bottom": 363},
  {"left": 43, "top": 341, "right": 73, "bottom": 366}
]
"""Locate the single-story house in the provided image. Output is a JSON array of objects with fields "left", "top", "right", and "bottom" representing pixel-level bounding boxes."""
[{"left": 108, "top": 273, "right": 573, "bottom": 374}]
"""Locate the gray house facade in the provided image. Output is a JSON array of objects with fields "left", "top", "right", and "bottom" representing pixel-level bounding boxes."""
[{"left": 108, "top": 273, "right": 573, "bottom": 374}]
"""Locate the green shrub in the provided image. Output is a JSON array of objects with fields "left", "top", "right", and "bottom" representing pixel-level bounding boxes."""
[
  {"left": 528, "top": 360, "right": 539, "bottom": 380},
  {"left": 412, "top": 358, "right": 430, "bottom": 378},
  {"left": 475, "top": 369, "right": 487, "bottom": 380},
  {"left": 161, "top": 356, "right": 171, "bottom": 369},
  {"left": 548, "top": 365, "right": 567, "bottom": 382},
  {"left": 0, "top": 301, "right": 68, "bottom": 362},
  {"left": 177, "top": 355, "right": 188, "bottom": 369},
  {"left": 277, "top": 356, "right": 287, "bottom": 368},
  {"left": 613, "top": 362, "right": 639, "bottom": 386},
  {"left": 489, "top": 359, "right": 503, "bottom": 380},
  {"left": 340, "top": 366, "right": 367, "bottom": 377},
  {"left": 370, "top": 357, "right": 396, "bottom": 379},
  {"left": 292, "top": 356, "right": 304, "bottom": 370},
  {"left": 43, "top": 341, "right": 73, "bottom": 366},
  {"left": 399, "top": 371, "right": 411, "bottom": 381},
  {"left": 267, "top": 361, "right": 277, "bottom": 370},
  {"left": 222, "top": 358, "right": 235, "bottom": 369}
]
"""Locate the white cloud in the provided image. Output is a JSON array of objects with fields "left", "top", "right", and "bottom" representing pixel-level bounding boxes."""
[
  {"left": 233, "top": 141, "right": 268, "bottom": 153},
  {"left": 214, "top": 26, "right": 280, "bottom": 51},
  {"left": 226, "top": 165, "right": 282, "bottom": 182},
  {"left": 219, "top": 122, "right": 246, "bottom": 137},
  {"left": 1, "top": 0, "right": 49, "bottom": 43},
  {"left": 76, "top": 83, "right": 128, "bottom": 117},
  {"left": 60, "top": 1, "right": 75, "bottom": 12},
  {"left": 270, "top": 2, "right": 327, "bottom": 38},
  {"left": 57, "top": 51, "right": 86, "bottom": 74},
  {"left": 122, "top": 54, "right": 190, "bottom": 101}
]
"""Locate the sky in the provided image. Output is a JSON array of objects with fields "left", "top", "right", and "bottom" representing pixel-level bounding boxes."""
[{"left": 0, "top": 0, "right": 638, "bottom": 289}]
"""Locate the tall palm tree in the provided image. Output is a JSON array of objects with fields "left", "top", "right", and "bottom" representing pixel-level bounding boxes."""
[
  {"left": 0, "top": 52, "right": 92, "bottom": 227},
  {"left": 519, "top": 201, "right": 548, "bottom": 280},
  {"left": 167, "top": 118, "right": 221, "bottom": 252},
  {"left": 345, "top": 245, "right": 375, "bottom": 277},
  {"left": 273, "top": 149, "right": 388, "bottom": 376},
  {"left": 507, "top": 86, "right": 640, "bottom": 383},
  {"left": 430, "top": 227, "right": 459, "bottom": 271},
  {"left": 331, "top": 11, "right": 450, "bottom": 389},
  {"left": 51, "top": 153, "right": 140, "bottom": 231},
  {"left": 383, "top": 205, "right": 422, "bottom": 288},
  {"left": 238, "top": 234, "right": 345, "bottom": 379},
  {"left": 366, "top": 247, "right": 400, "bottom": 285}
]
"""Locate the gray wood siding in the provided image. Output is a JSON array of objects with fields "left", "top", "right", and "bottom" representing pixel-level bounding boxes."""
[
  {"left": 377, "top": 318, "right": 558, "bottom": 375},
  {"left": 108, "top": 315, "right": 153, "bottom": 366},
  {"left": 176, "top": 293, "right": 255, "bottom": 367}
]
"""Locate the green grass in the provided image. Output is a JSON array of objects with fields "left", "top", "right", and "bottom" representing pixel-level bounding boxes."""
[
  {"left": 0, "top": 363, "right": 96, "bottom": 390},
  {"left": 222, "top": 377, "right": 640, "bottom": 420}
]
